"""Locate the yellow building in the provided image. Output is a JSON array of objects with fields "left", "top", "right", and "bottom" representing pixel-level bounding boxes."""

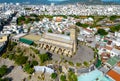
[
  {"left": 0, "top": 36, "right": 8, "bottom": 43},
  {"left": 39, "top": 25, "right": 77, "bottom": 57},
  {"left": 0, "top": 35, "right": 8, "bottom": 52}
]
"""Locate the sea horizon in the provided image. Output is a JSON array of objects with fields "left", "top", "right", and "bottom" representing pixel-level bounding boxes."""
[{"left": 0, "top": 0, "right": 120, "bottom": 5}]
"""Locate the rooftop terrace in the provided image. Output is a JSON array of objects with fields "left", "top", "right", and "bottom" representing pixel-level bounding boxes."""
[
  {"left": 106, "top": 56, "right": 120, "bottom": 67},
  {"left": 22, "top": 34, "right": 41, "bottom": 42},
  {"left": 0, "top": 36, "right": 7, "bottom": 43}
]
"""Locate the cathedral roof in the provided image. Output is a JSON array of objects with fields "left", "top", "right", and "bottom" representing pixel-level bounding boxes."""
[{"left": 39, "top": 33, "right": 73, "bottom": 49}]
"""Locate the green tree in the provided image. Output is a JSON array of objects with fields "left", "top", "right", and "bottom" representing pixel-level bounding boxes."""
[
  {"left": 62, "top": 31, "right": 64, "bottom": 34},
  {"left": 7, "top": 41, "right": 17, "bottom": 51},
  {"left": 12, "top": 42, "right": 17, "bottom": 46},
  {"left": 76, "top": 22, "right": 82, "bottom": 27},
  {"left": 17, "top": 16, "right": 25, "bottom": 25},
  {"left": 30, "top": 14, "right": 38, "bottom": 17},
  {"left": 8, "top": 54, "right": 14, "bottom": 60},
  {"left": 23, "top": 63, "right": 34, "bottom": 74},
  {"left": 67, "top": 32, "right": 70, "bottom": 36},
  {"left": 0, "top": 65, "right": 8, "bottom": 77},
  {"left": 110, "top": 15, "right": 117, "bottom": 21},
  {"left": 39, "top": 54, "right": 51, "bottom": 64},
  {"left": 97, "top": 29, "right": 108, "bottom": 35},
  {"left": 51, "top": 73, "right": 57, "bottom": 79},
  {"left": 83, "top": 61, "right": 89, "bottom": 67},
  {"left": 25, "top": 8, "right": 31, "bottom": 10},
  {"left": 110, "top": 27, "right": 116, "bottom": 33},
  {"left": 31, "top": 60, "right": 38, "bottom": 66},
  {"left": 25, "top": 18, "right": 33, "bottom": 24},
  {"left": 68, "top": 71, "right": 77, "bottom": 81},
  {"left": 1, "top": 53, "right": 8, "bottom": 59},
  {"left": 48, "top": 29, "right": 53, "bottom": 33},
  {"left": 110, "top": 25, "right": 120, "bottom": 33},
  {"left": 76, "top": 22, "right": 89, "bottom": 28},
  {"left": 76, "top": 63, "right": 81, "bottom": 67},
  {"left": 0, "top": 78, "right": 10, "bottom": 81},
  {"left": 35, "top": 18, "right": 40, "bottom": 22},
  {"left": 68, "top": 61, "right": 74, "bottom": 66},
  {"left": 60, "top": 75, "right": 66, "bottom": 81},
  {"left": 15, "top": 56, "right": 28, "bottom": 65}
]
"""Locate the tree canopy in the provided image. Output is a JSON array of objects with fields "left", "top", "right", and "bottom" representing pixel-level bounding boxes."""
[
  {"left": 76, "top": 22, "right": 89, "bottom": 28},
  {"left": 48, "top": 29, "right": 53, "bottom": 33},
  {"left": 0, "top": 65, "right": 8, "bottom": 77},
  {"left": 60, "top": 75, "right": 66, "bottom": 81},
  {"left": 23, "top": 63, "right": 34, "bottom": 74},
  {"left": 15, "top": 55, "right": 28, "bottom": 65},
  {"left": 51, "top": 73, "right": 57, "bottom": 79},
  {"left": 31, "top": 60, "right": 38, "bottom": 66},
  {"left": 97, "top": 29, "right": 108, "bottom": 36},
  {"left": 39, "top": 54, "right": 51, "bottom": 64},
  {"left": 110, "top": 25, "right": 120, "bottom": 33},
  {"left": 110, "top": 15, "right": 117, "bottom": 21},
  {"left": 0, "top": 77, "right": 10, "bottom": 81},
  {"left": 68, "top": 71, "right": 77, "bottom": 81},
  {"left": 83, "top": 61, "right": 89, "bottom": 67}
]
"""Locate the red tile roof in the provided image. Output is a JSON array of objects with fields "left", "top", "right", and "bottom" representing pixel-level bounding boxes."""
[
  {"left": 105, "top": 46, "right": 112, "bottom": 51},
  {"left": 84, "top": 28, "right": 92, "bottom": 33},
  {"left": 107, "top": 70, "right": 120, "bottom": 81},
  {"left": 56, "top": 17, "right": 63, "bottom": 22},
  {"left": 117, "top": 62, "right": 120, "bottom": 67},
  {"left": 101, "top": 52, "right": 110, "bottom": 63}
]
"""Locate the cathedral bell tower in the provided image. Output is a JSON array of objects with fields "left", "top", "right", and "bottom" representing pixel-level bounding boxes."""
[{"left": 70, "top": 25, "right": 77, "bottom": 54}]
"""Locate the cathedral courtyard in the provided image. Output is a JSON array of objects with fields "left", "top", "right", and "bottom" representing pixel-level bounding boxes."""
[{"left": 51, "top": 44, "right": 94, "bottom": 64}]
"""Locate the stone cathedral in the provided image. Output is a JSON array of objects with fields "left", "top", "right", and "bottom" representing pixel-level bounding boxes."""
[{"left": 39, "top": 25, "right": 77, "bottom": 57}]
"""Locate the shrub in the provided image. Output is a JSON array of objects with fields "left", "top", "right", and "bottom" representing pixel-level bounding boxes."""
[
  {"left": 7, "top": 41, "right": 17, "bottom": 51},
  {"left": 96, "top": 29, "right": 108, "bottom": 36},
  {"left": 8, "top": 54, "right": 14, "bottom": 60},
  {"left": 76, "top": 63, "right": 81, "bottom": 67},
  {"left": 15, "top": 56, "right": 28, "bottom": 65},
  {"left": 39, "top": 54, "right": 51, "bottom": 64},
  {"left": 48, "top": 29, "right": 53, "bottom": 33},
  {"left": 83, "top": 61, "right": 89, "bottom": 67},
  {"left": 51, "top": 73, "right": 57, "bottom": 79},
  {"left": 60, "top": 75, "right": 66, "bottom": 81},
  {"left": 64, "top": 60, "right": 67, "bottom": 63},
  {"left": 68, "top": 71, "right": 77, "bottom": 81},
  {"left": 110, "top": 15, "right": 117, "bottom": 21},
  {"left": 1, "top": 53, "right": 8, "bottom": 59},
  {"left": 68, "top": 61, "right": 74, "bottom": 66},
  {"left": 110, "top": 25, "right": 120, "bottom": 33},
  {"left": 32, "top": 55, "right": 35, "bottom": 58},
  {"left": 0, "top": 77, "right": 10, "bottom": 81},
  {"left": 23, "top": 63, "right": 34, "bottom": 74},
  {"left": 0, "top": 65, "right": 8, "bottom": 77},
  {"left": 76, "top": 22, "right": 89, "bottom": 28},
  {"left": 33, "top": 43, "right": 37, "bottom": 47},
  {"left": 31, "top": 60, "right": 38, "bottom": 66}
]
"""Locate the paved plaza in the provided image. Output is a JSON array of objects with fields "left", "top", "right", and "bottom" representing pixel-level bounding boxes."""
[
  {"left": 52, "top": 45, "right": 94, "bottom": 64},
  {"left": 0, "top": 58, "right": 28, "bottom": 81}
]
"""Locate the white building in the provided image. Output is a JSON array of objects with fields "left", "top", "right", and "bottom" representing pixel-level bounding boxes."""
[
  {"left": 111, "top": 48, "right": 120, "bottom": 57},
  {"left": 34, "top": 66, "right": 54, "bottom": 74}
]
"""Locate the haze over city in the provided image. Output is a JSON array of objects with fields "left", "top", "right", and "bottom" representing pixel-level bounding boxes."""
[{"left": 0, "top": 0, "right": 120, "bottom": 4}]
